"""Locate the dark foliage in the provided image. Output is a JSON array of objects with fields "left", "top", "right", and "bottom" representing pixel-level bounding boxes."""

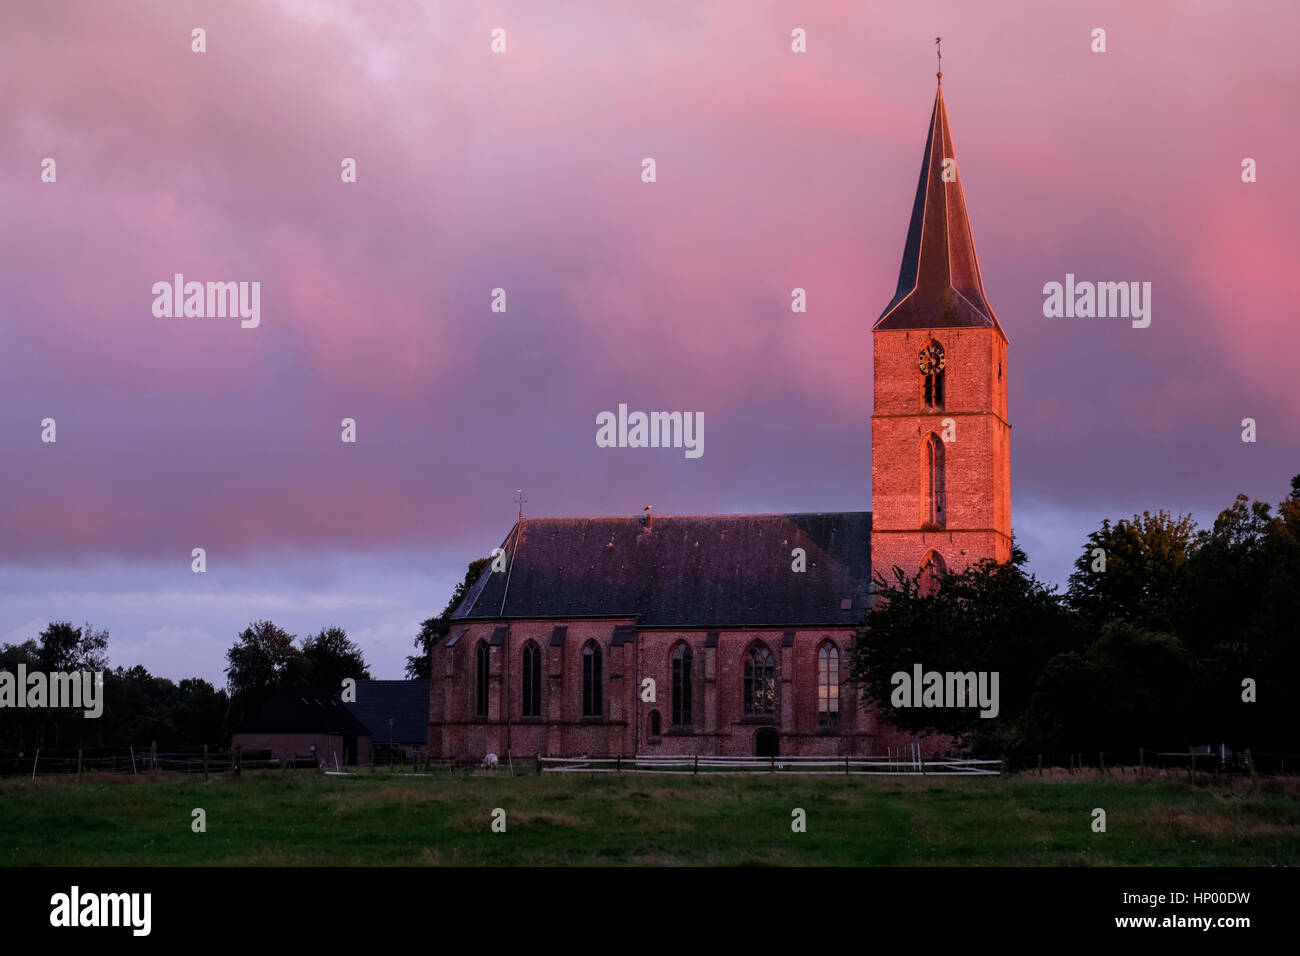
[
  {"left": 405, "top": 557, "right": 490, "bottom": 679},
  {"left": 852, "top": 476, "right": 1300, "bottom": 757}
]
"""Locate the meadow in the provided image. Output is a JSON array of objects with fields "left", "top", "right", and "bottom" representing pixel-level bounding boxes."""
[{"left": 1, "top": 768, "right": 1296, "bottom": 866}]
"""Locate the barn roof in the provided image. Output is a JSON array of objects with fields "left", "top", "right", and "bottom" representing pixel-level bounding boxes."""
[
  {"left": 341, "top": 680, "right": 429, "bottom": 744},
  {"left": 240, "top": 685, "right": 372, "bottom": 736},
  {"left": 451, "top": 512, "right": 872, "bottom": 628}
]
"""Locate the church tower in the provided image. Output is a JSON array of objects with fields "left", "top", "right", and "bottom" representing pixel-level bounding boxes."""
[{"left": 871, "top": 73, "right": 1011, "bottom": 590}]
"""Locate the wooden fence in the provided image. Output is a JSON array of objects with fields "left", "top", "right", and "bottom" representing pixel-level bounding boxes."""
[{"left": 539, "top": 754, "right": 1001, "bottom": 775}]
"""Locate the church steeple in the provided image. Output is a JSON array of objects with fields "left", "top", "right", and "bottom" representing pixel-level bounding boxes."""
[{"left": 875, "top": 77, "right": 1004, "bottom": 336}]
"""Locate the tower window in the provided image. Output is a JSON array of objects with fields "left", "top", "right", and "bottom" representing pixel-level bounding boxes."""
[
  {"left": 923, "top": 433, "right": 946, "bottom": 528},
  {"left": 924, "top": 371, "right": 945, "bottom": 407},
  {"left": 920, "top": 550, "right": 948, "bottom": 596},
  {"left": 919, "top": 341, "right": 945, "bottom": 410}
]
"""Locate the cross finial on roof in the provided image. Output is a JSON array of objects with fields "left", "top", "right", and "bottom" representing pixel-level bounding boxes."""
[
  {"left": 935, "top": 36, "right": 942, "bottom": 82},
  {"left": 516, "top": 489, "right": 527, "bottom": 520}
]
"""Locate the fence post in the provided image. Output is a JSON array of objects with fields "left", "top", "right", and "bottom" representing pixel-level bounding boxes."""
[
  {"left": 77, "top": 748, "right": 83, "bottom": 781},
  {"left": 1037, "top": 754, "right": 1042, "bottom": 775},
  {"left": 1068, "top": 753, "right": 1073, "bottom": 775},
  {"left": 616, "top": 754, "right": 621, "bottom": 774},
  {"left": 235, "top": 744, "right": 241, "bottom": 776},
  {"left": 1188, "top": 749, "right": 1196, "bottom": 782},
  {"left": 151, "top": 740, "right": 157, "bottom": 771},
  {"left": 770, "top": 755, "right": 776, "bottom": 774},
  {"left": 1139, "top": 747, "right": 1144, "bottom": 776},
  {"left": 919, "top": 753, "right": 926, "bottom": 776},
  {"left": 1245, "top": 748, "right": 1256, "bottom": 789},
  {"left": 845, "top": 755, "right": 849, "bottom": 776},
  {"left": 693, "top": 754, "right": 698, "bottom": 775},
  {"left": 203, "top": 744, "right": 209, "bottom": 781},
  {"left": 1099, "top": 752, "right": 1106, "bottom": 775},
  {"left": 31, "top": 748, "right": 39, "bottom": 781}
]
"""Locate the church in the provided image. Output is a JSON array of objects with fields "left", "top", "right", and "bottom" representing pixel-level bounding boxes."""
[{"left": 427, "top": 75, "right": 1012, "bottom": 760}]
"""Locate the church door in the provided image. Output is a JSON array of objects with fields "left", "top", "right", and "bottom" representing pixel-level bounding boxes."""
[{"left": 754, "top": 728, "right": 779, "bottom": 758}]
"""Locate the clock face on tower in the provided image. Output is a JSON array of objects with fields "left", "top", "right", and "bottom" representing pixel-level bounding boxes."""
[{"left": 918, "top": 343, "right": 945, "bottom": 375}]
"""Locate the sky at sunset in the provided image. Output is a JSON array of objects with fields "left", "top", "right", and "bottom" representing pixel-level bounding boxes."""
[{"left": 2, "top": 1, "right": 1297, "bottom": 685}]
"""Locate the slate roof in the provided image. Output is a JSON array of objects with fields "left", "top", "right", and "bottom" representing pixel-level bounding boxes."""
[
  {"left": 239, "top": 685, "right": 372, "bottom": 736},
  {"left": 451, "top": 512, "right": 873, "bottom": 628},
  {"left": 341, "top": 680, "right": 429, "bottom": 744},
  {"left": 876, "top": 78, "right": 1005, "bottom": 338}
]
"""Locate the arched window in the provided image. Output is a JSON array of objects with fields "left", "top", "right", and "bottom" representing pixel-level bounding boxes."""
[
  {"left": 923, "top": 433, "right": 946, "bottom": 528},
  {"left": 744, "top": 643, "right": 776, "bottom": 715},
  {"left": 920, "top": 340, "right": 945, "bottom": 409},
  {"left": 582, "top": 642, "right": 602, "bottom": 718},
  {"left": 521, "top": 641, "right": 541, "bottom": 718},
  {"left": 920, "top": 550, "right": 947, "bottom": 596},
  {"left": 818, "top": 642, "right": 840, "bottom": 727},
  {"left": 474, "top": 641, "right": 489, "bottom": 719},
  {"left": 648, "top": 710, "right": 661, "bottom": 737},
  {"left": 671, "top": 643, "right": 693, "bottom": 725}
]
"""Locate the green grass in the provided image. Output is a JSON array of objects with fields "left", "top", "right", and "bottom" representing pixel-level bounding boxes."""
[{"left": 2, "top": 768, "right": 1297, "bottom": 866}]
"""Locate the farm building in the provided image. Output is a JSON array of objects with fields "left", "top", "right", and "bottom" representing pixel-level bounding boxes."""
[
  {"left": 341, "top": 680, "right": 429, "bottom": 763},
  {"left": 232, "top": 685, "right": 371, "bottom": 767}
]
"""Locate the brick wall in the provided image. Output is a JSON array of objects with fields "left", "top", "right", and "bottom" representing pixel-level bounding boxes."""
[
  {"left": 428, "top": 623, "right": 955, "bottom": 759},
  {"left": 871, "top": 325, "right": 1011, "bottom": 579}
]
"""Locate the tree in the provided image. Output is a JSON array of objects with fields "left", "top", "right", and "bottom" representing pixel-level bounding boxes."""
[
  {"left": 850, "top": 545, "right": 1073, "bottom": 750},
  {"left": 405, "top": 557, "right": 490, "bottom": 679},
  {"left": 1173, "top": 479, "right": 1300, "bottom": 751},
  {"left": 1066, "top": 511, "right": 1197, "bottom": 634},
  {"left": 301, "top": 626, "right": 371, "bottom": 692},
  {"left": 224, "top": 620, "right": 306, "bottom": 729},
  {"left": 1026, "top": 622, "right": 1193, "bottom": 754},
  {"left": 173, "top": 678, "right": 229, "bottom": 746},
  {"left": 97, "top": 666, "right": 179, "bottom": 747},
  {"left": 0, "top": 621, "right": 110, "bottom": 750}
]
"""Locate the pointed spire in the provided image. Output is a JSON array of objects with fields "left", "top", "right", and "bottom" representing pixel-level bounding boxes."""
[{"left": 876, "top": 76, "right": 1004, "bottom": 336}]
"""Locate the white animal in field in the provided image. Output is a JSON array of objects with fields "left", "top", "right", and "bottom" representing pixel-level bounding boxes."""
[{"left": 481, "top": 753, "right": 498, "bottom": 770}]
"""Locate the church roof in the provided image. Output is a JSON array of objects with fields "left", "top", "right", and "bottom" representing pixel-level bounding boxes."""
[
  {"left": 451, "top": 512, "right": 873, "bottom": 628},
  {"left": 875, "top": 77, "right": 1005, "bottom": 337}
]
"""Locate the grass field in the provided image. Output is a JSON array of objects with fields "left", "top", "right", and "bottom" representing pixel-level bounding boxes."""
[{"left": 2, "top": 768, "right": 1297, "bottom": 866}]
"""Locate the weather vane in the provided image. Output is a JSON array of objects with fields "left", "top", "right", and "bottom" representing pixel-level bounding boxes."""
[
  {"left": 516, "top": 488, "right": 527, "bottom": 520},
  {"left": 935, "top": 36, "right": 942, "bottom": 80}
]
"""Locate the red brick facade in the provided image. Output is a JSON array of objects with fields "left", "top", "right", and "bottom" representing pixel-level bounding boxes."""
[
  {"left": 429, "top": 620, "right": 950, "bottom": 759},
  {"left": 870, "top": 325, "right": 1011, "bottom": 582}
]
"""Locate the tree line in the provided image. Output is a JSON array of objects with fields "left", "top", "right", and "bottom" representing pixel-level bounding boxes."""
[
  {"left": 851, "top": 476, "right": 1300, "bottom": 758},
  {"left": 0, "top": 553, "right": 491, "bottom": 752},
  {"left": 0, "top": 621, "right": 373, "bottom": 751}
]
